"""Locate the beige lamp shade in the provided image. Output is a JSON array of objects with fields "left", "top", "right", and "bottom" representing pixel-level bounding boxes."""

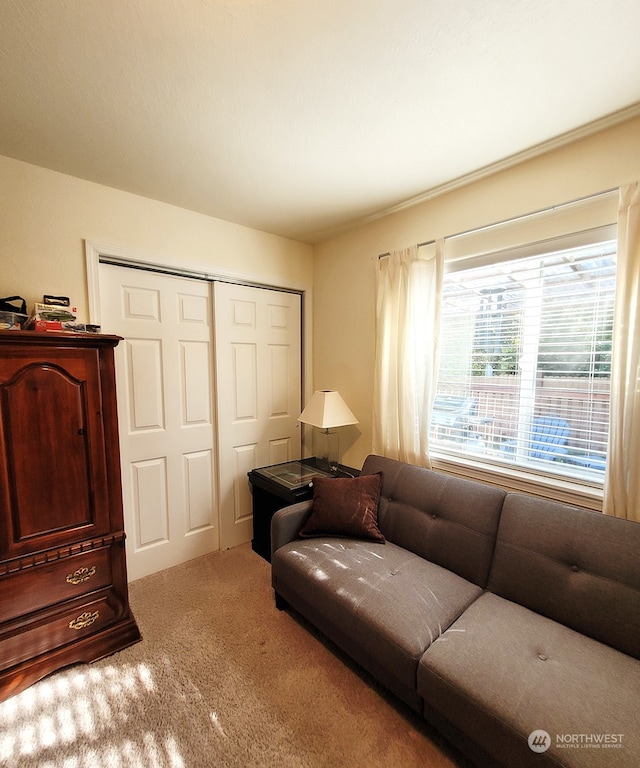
[{"left": 298, "top": 390, "right": 358, "bottom": 429}]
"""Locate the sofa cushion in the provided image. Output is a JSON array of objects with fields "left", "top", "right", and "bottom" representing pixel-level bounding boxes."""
[
  {"left": 418, "top": 592, "right": 640, "bottom": 768},
  {"left": 487, "top": 494, "right": 640, "bottom": 659},
  {"left": 299, "top": 472, "right": 384, "bottom": 542},
  {"left": 272, "top": 537, "right": 482, "bottom": 694},
  {"left": 360, "top": 455, "right": 506, "bottom": 587}
]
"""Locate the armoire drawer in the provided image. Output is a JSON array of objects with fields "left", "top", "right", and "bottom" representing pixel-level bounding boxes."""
[
  {"left": 0, "top": 590, "right": 126, "bottom": 670},
  {"left": 0, "top": 547, "right": 115, "bottom": 624}
]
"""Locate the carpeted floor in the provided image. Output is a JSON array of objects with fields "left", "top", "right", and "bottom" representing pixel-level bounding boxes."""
[{"left": 0, "top": 544, "right": 470, "bottom": 767}]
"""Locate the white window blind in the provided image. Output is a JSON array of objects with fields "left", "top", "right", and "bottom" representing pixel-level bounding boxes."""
[{"left": 432, "top": 230, "right": 616, "bottom": 485}]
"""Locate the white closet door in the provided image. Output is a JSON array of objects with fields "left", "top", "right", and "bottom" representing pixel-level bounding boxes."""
[
  {"left": 214, "top": 282, "right": 302, "bottom": 550},
  {"left": 99, "top": 264, "right": 218, "bottom": 581}
]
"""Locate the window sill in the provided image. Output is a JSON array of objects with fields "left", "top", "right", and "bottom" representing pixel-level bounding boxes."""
[{"left": 429, "top": 451, "right": 604, "bottom": 512}]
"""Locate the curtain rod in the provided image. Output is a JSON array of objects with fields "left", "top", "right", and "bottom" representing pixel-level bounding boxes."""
[
  {"left": 444, "top": 187, "right": 619, "bottom": 242},
  {"left": 377, "top": 239, "right": 435, "bottom": 259},
  {"left": 377, "top": 187, "right": 619, "bottom": 259}
]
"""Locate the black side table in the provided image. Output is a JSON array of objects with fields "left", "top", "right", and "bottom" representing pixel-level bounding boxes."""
[{"left": 248, "top": 458, "right": 360, "bottom": 562}]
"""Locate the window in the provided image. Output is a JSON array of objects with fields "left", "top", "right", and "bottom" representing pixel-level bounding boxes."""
[{"left": 431, "top": 231, "right": 616, "bottom": 486}]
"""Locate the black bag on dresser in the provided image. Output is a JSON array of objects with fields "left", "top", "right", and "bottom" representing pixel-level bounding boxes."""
[{"left": 0, "top": 296, "right": 27, "bottom": 315}]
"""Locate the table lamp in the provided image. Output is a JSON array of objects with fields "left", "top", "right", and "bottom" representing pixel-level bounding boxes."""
[{"left": 298, "top": 390, "right": 358, "bottom": 471}]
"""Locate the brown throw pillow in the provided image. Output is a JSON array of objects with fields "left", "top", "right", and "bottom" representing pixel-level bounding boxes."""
[{"left": 299, "top": 472, "right": 385, "bottom": 542}]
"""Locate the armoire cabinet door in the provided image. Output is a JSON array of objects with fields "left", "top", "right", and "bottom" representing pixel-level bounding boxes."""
[{"left": 0, "top": 345, "right": 113, "bottom": 559}]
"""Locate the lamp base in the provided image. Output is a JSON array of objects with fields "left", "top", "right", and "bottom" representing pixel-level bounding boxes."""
[{"left": 313, "top": 428, "right": 340, "bottom": 472}]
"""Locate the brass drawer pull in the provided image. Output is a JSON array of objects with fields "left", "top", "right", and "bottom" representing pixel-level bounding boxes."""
[
  {"left": 69, "top": 610, "right": 100, "bottom": 630},
  {"left": 66, "top": 566, "right": 97, "bottom": 585}
]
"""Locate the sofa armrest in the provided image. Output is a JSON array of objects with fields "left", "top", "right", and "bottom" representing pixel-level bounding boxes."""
[{"left": 271, "top": 500, "right": 313, "bottom": 557}]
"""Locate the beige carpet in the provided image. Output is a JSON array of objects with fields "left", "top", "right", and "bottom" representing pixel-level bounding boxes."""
[{"left": 0, "top": 544, "right": 470, "bottom": 768}]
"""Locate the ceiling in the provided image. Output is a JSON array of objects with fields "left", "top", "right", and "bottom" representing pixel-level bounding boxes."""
[{"left": 1, "top": 1, "right": 639, "bottom": 244}]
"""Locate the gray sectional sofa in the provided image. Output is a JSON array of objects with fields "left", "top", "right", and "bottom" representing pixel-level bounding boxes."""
[{"left": 270, "top": 454, "right": 640, "bottom": 768}]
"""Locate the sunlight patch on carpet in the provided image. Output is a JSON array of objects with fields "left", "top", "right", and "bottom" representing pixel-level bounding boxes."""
[
  {"left": 0, "top": 662, "right": 185, "bottom": 768},
  {"left": 209, "top": 711, "right": 228, "bottom": 738}
]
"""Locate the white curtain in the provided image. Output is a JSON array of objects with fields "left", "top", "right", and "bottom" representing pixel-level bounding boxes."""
[
  {"left": 604, "top": 182, "right": 640, "bottom": 522},
  {"left": 373, "top": 243, "right": 443, "bottom": 468}
]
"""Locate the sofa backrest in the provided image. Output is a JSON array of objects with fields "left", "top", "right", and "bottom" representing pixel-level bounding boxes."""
[
  {"left": 361, "top": 455, "right": 506, "bottom": 588},
  {"left": 488, "top": 493, "right": 640, "bottom": 659}
]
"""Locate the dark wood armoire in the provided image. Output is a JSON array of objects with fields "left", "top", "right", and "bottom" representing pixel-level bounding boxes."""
[{"left": 0, "top": 330, "right": 140, "bottom": 701}]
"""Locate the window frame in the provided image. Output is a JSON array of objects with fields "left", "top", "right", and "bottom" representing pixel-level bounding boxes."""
[{"left": 431, "top": 224, "right": 617, "bottom": 510}]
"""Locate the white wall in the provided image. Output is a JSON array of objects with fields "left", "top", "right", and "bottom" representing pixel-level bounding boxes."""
[
  {"left": 313, "top": 115, "right": 640, "bottom": 470},
  {"left": 0, "top": 153, "right": 314, "bottom": 399}
]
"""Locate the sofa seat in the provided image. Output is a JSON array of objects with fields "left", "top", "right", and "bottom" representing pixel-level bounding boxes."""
[
  {"left": 417, "top": 591, "right": 640, "bottom": 768},
  {"left": 272, "top": 537, "right": 483, "bottom": 709}
]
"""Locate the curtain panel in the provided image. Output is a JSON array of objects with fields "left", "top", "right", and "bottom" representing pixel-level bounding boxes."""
[
  {"left": 373, "top": 243, "right": 443, "bottom": 468},
  {"left": 605, "top": 182, "right": 640, "bottom": 522}
]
